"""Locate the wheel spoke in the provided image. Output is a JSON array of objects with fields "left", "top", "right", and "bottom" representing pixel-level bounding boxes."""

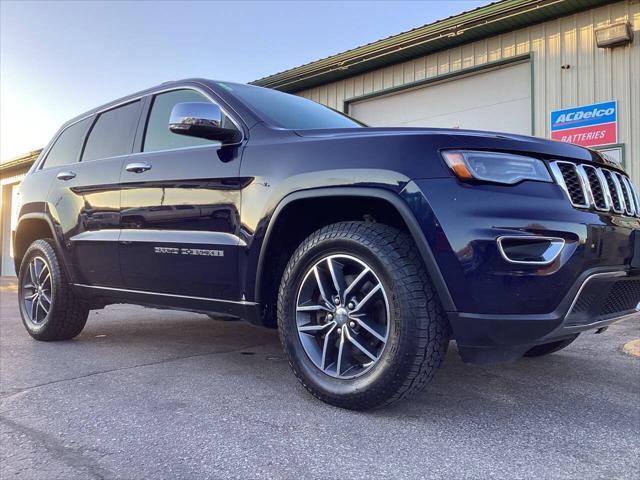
[
  {"left": 299, "top": 322, "right": 333, "bottom": 334},
  {"left": 41, "top": 272, "right": 51, "bottom": 288},
  {"left": 29, "top": 261, "right": 37, "bottom": 287},
  {"left": 38, "top": 296, "right": 50, "bottom": 315},
  {"left": 296, "top": 304, "right": 331, "bottom": 313},
  {"left": 40, "top": 291, "right": 52, "bottom": 306},
  {"left": 336, "top": 328, "right": 346, "bottom": 376},
  {"left": 343, "top": 266, "right": 370, "bottom": 301},
  {"left": 327, "top": 258, "right": 346, "bottom": 299},
  {"left": 353, "top": 317, "right": 386, "bottom": 343},
  {"left": 351, "top": 283, "right": 382, "bottom": 313},
  {"left": 313, "top": 267, "right": 331, "bottom": 307},
  {"left": 24, "top": 291, "right": 38, "bottom": 300},
  {"left": 345, "top": 329, "right": 377, "bottom": 362},
  {"left": 36, "top": 260, "right": 47, "bottom": 283},
  {"left": 30, "top": 296, "right": 38, "bottom": 321},
  {"left": 320, "top": 324, "right": 337, "bottom": 370}
]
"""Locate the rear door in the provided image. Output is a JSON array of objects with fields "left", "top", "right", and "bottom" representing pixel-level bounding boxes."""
[
  {"left": 45, "top": 100, "right": 143, "bottom": 287},
  {"left": 119, "top": 87, "right": 246, "bottom": 300}
]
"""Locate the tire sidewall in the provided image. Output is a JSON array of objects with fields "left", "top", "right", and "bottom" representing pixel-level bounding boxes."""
[{"left": 280, "top": 235, "right": 419, "bottom": 400}]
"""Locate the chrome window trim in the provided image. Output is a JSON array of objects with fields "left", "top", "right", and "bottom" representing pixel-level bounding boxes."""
[
  {"left": 496, "top": 235, "right": 565, "bottom": 265},
  {"left": 72, "top": 283, "right": 258, "bottom": 306},
  {"left": 35, "top": 83, "right": 246, "bottom": 171}
]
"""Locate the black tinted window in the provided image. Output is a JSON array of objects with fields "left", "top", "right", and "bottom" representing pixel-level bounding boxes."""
[
  {"left": 144, "top": 89, "right": 235, "bottom": 152},
  {"left": 42, "top": 117, "right": 92, "bottom": 169},
  {"left": 82, "top": 101, "right": 141, "bottom": 161},
  {"left": 217, "top": 82, "right": 363, "bottom": 130}
]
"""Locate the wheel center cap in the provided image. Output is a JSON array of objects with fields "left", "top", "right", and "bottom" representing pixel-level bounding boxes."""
[{"left": 335, "top": 307, "right": 349, "bottom": 326}]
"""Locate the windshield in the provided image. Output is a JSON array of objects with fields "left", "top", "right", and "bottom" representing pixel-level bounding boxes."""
[{"left": 217, "top": 82, "right": 365, "bottom": 130}]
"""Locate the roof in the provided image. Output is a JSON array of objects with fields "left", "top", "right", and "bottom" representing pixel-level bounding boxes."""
[
  {"left": 0, "top": 149, "right": 42, "bottom": 179},
  {"left": 251, "top": 0, "right": 615, "bottom": 92}
]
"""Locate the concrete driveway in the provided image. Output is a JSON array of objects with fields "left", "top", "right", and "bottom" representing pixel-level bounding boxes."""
[{"left": 1, "top": 276, "right": 638, "bottom": 479}]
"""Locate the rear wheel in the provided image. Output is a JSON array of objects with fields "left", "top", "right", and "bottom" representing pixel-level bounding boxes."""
[
  {"left": 524, "top": 334, "right": 579, "bottom": 357},
  {"left": 278, "top": 222, "right": 449, "bottom": 410},
  {"left": 18, "top": 239, "right": 89, "bottom": 341}
]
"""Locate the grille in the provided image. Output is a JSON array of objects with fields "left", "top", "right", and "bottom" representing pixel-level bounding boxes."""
[
  {"left": 550, "top": 161, "right": 639, "bottom": 217},
  {"left": 599, "top": 280, "right": 640, "bottom": 316}
]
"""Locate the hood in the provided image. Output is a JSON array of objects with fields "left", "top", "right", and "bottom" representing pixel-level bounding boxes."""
[{"left": 294, "top": 127, "right": 624, "bottom": 172}]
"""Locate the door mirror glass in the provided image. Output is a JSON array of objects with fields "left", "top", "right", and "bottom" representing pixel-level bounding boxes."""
[{"left": 169, "top": 102, "right": 240, "bottom": 144}]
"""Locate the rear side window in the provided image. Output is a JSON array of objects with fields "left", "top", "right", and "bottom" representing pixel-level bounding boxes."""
[
  {"left": 41, "top": 117, "right": 92, "bottom": 169},
  {"left": 82, "top": 101, "right": 142, "bottom": 161},
  {"left": 143, "top": 89, "right": 235, "bottom": 153}
]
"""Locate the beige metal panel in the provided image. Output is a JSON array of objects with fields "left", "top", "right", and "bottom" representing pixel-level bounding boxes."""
[{"left": 295, "top": 1, "right": 638, "bottom": 184}]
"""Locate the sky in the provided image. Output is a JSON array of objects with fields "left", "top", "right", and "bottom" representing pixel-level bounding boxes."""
[{"left": 0, "top": 0, "right": 491, "bottom": 162}]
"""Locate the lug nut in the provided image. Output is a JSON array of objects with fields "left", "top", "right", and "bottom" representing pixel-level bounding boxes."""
[
  {"left": 347, "top": 302, "right": 355, "bottom": 310},
  {"left": 326, "top": 313, "right": 334, "bottom": 321},
  {"left": 349, "top": 321, "right": 356, "bottom": 328},
  {"left": 333, "top": 296, "right": 341, "bottom": 305}
]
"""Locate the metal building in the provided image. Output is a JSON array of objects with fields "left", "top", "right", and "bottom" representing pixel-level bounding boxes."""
[{"left": 253, "top": 0, "right": 639, "bottom": 186}]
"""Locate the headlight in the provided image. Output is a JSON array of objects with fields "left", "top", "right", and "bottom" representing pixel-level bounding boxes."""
[{"left": 442, "top": 150, "right": 553, "bottom": 185}]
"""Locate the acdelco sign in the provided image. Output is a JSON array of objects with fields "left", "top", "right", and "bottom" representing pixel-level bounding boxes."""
[{"left": 550, "top": 100, "right": 617, "bottom": 147}]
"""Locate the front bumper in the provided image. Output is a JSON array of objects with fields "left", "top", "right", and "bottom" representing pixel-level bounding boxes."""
[{"left": 402, "top": 178, "right": 640, "bottom": 363}]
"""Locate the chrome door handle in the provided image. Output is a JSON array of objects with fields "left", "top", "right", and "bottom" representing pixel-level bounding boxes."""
[
  {"left": 125, "top": 162, "right": 152, "bottom": 173},
  {"left": 56, "top": 171, "right": 76, "bottom": 181}
]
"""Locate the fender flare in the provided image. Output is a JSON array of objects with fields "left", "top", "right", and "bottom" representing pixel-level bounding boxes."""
[
  {"left": 255, "top": 186, "right": 456, "bottom": 312},
  {"left": 13, "top": 212, "right": 72, "bottom": 279}
]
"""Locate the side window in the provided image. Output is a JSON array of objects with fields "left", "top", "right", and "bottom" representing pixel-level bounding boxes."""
[
  {"left": 82, "top": 101, "right": 142, "bottom": 162},
  {"left": 143, "top": 89, "right": 236, "bottom": 153},
  {"left": 41, "top": 117, "right": 92, "bottom": 169}
]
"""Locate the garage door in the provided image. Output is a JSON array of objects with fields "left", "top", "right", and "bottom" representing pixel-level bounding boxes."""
[{"left": 349, "top": 61, "right": 532, "bottom": 135}]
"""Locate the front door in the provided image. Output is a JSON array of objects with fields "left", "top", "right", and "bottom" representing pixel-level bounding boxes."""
[{"left": 119, "top": 88, "right": 246, "bottom": 300}]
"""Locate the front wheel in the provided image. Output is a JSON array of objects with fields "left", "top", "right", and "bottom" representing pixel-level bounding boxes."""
[
  {"left": 277, "top": 222, "right": 449, "bottom": 410},
  {"left": 18, "top": 239, "right": 89, "bottom": 341}
]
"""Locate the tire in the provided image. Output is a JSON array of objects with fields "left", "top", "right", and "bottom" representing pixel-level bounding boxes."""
[
  {"left": 18, "top": 239, "right": 89, "bottom": 341},
  {"left": 524, "top": 334, "right": 579, "bottom": 357},
  {"left": 277, "top": 221, "right": 449, "bottom": 410}
]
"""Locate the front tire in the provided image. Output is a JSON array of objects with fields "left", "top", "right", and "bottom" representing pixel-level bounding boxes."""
[
  {"left": 18, "top": 239, "right": 89, "bottom": 341},
  {"left": 277, "top": 222, "right": 449, "bottom": 410}
]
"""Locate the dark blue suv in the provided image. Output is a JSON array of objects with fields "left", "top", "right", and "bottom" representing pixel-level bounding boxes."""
[{"left": 14, "top": 79, "right": 640, "bottom": 409}]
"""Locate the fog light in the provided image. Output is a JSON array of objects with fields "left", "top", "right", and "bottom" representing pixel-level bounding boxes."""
[{"left": 497, "top": 236, "right": 565, "bottom": 265}]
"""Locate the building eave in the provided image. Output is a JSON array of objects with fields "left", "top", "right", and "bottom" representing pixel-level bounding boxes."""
[
  {"left": 0, "top": 149, "right": 42, "bottom": 179},
  {"left": 251, "top": 0, "right": 615, "bottom": 93}
]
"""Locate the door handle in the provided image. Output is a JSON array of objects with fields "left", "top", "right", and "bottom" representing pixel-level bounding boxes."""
[
  {"left": 125, "top": 162, "right": 152, "bottom": 173},
  {"left": 56, "top": 171, "right": 76, "bottom": 181}
]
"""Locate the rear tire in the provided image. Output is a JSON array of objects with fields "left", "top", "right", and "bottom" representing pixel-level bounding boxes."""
[
  {"left": 524, "top": 334, "right": 579, "bottom": 357},
  {"left": 18, "top": 239, "right": 89, "bottom": 341},
  {"left": 277, "top": 221, "right": 449, "bottom": 410}
]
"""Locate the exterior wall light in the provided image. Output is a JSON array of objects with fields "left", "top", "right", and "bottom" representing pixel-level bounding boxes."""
[{"left": 595, "top": 21, "right": 634, "bottom": 48}]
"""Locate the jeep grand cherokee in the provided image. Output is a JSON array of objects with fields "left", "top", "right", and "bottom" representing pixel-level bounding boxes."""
[{"left": 14, "top": 79, "right": 640, "bottom": 409}]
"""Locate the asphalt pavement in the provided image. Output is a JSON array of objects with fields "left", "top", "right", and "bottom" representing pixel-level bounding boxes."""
[{"left": 1, "top": 277, "right": 639, "bottom": 479}]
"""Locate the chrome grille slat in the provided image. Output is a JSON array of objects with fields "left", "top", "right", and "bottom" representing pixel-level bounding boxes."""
[{"left": 551, "top": 160, "right": 638, "bottom": 217}]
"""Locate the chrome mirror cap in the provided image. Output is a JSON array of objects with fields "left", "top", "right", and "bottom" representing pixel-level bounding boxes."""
[{"left": 169, "top": 102, "right": 240, "bottom": 144}]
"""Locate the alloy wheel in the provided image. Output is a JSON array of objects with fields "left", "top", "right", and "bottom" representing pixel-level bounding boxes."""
[
  {"left": 295, "top": 254, "right": 390, "bottom": 379},
  {"left": 22, "top": 256, "right": 52, "bottom": 325}
]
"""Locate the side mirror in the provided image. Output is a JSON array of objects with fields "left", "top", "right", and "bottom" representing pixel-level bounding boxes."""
[{"left": 169, "top": 102, "right": 241, "bottom": 144}]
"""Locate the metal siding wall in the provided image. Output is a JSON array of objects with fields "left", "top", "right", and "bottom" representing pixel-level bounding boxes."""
[{"left": 297, "top": 0, "right": 640, "bottom": 185}]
